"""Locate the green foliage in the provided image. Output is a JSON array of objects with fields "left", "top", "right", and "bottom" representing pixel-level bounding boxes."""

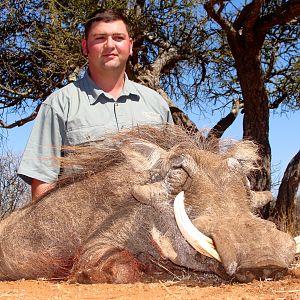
[{"left": 0, "top": 0, "right": 98, "bottom": 127}]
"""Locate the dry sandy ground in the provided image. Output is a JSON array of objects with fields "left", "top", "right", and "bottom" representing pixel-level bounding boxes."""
[{"left": 0, "top": 268, "right": 299, "bottom": 300}]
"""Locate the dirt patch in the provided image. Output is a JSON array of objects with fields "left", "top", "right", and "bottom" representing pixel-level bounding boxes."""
[{"left": 0, "top": 268, "right": 299, "bottom": 300}]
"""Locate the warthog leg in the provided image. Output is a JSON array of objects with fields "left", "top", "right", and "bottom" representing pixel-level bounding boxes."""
[{"left": 69, "top": 245, "right": 144, "bottom": 284}]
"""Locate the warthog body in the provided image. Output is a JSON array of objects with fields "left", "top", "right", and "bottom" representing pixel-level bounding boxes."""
[{"left": 0, "top": 126, "right": 297, "bottom": 283}]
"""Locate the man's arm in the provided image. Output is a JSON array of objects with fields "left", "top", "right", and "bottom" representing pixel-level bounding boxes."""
[
  {"left": 31, "top": 179, "right": 54, "bottom": 201},
  {"left": 18, "top": 100, "right": 66, "bottom": 200}
]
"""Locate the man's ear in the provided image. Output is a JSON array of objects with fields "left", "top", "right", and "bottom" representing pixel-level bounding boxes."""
[
  {"left": 129, "top": 37, "right": 133, "bottom": 56},
  {"left": 81, "top": 39, "right": 88, "bottom": 56}
]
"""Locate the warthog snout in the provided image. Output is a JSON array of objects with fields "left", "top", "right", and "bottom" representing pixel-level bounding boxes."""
[
  {"left": 174, "top": 192, "right": 297, "bottom": 283},
  {"left": 235, "top": 259, "right": 288, "bottom": 283}
]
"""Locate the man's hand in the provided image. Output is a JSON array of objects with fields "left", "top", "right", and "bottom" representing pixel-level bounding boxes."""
[{"left": 31, "top": 179, "right": 54, "bottom": 201}]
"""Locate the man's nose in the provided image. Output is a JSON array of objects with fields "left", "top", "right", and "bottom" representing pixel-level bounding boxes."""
[{"left": 105, "top": 36, "right": 115, "bottom": 48}]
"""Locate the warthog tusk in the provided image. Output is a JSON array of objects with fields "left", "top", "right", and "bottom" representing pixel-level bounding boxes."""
[
  {"left": 294, "top": 236, "right": 300, "bottom": 254},
  {"left": 174, "top": 191, "right": 222, "bottom": 262}
]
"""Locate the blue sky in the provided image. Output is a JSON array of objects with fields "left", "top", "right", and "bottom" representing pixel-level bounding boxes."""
[{"left": 2, "top": 108, "right": 299, "bottom": 195}]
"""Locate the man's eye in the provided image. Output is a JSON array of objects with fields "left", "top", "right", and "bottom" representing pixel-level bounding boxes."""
[{"left": 114, "top": 36, "right": 125, "bottom": 41}]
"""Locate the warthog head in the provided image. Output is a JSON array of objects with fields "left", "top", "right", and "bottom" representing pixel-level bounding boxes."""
[{"left": 128, "top": 128, "right": 299, "bottom": 283}]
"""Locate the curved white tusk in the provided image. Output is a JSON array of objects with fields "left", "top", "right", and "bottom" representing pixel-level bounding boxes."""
[
  {"left": 174, "top": 191, "right": 221, "bottom": 262},
  {"left": 294, "top": 236, "right": 300, "bottom": 254}
]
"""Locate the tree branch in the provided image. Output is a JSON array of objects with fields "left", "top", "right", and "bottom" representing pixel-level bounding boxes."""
[
  {"left": 269, "top": 91, "right": 288, "bottom": 109},
  {"left": 241, "top": 0, "right": 263, "bottom": 37},
  {"left": 264, "top": 44, "right": 278, "bottom": 81},
  {"left": 256, "top": 0, "right": 300, "bottom": 33},
  {"left": 233, "top": 2, "right": 252, "bottom": 31},
  {"left": 143, "top": 32, "right": 183, "bottom": 76},
  {"left": 207, "top": 99, "right": 243, "bottom": 140},
  {"left": 0, "top": 103, "right": 41, "bottom": 128},
  {"left": 204, "top": 0, "right": 236, "bottom": 38},
  {"left": 0, "top": 83, "right": 32, "bottom": 98}
]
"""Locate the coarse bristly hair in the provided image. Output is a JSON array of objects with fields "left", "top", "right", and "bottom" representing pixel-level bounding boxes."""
[{"left": 54, "top": 125, "right": 260, "bottom": 187}]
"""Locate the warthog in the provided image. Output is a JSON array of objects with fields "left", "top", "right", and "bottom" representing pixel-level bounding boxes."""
[{"left": 0, "top": 125, "right": 299, "bottom": 283}]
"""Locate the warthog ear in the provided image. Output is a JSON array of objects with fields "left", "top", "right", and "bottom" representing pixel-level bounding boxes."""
[
  {"left": 161, "top": 154, "right": 199, "bottom": 195},
  {"left": 161, "top": 153, "right": 199, "bottom": 179},
  {"left": 121, "top": 140, "right": 166, "bottom": 172},
  {"left": 227, "top": 157, "right": 272, "bottom": 211},
  {"left": 226, "top": 141, "right": 259, "bottom": 175},
  {"left": 132, "top": 154, "right": 199, "bottom": 207}
]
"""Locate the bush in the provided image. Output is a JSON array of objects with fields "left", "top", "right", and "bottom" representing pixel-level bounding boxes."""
[{"left": 0, "top": 151, "right": 30, "bottom": 219}]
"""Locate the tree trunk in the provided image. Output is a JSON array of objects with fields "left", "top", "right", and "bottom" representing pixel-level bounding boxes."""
[
  {"left": 272, "top": 150, "right": 300, "bottom": 235},
  {"left": 234, "top": 53, "right": 271, "bottom": 218},
  {"left": 234, "top": 52, "right": 271, "bottom": 193},
  {"left": 203, "top": 0, "right": 300, "bottom": 221}
]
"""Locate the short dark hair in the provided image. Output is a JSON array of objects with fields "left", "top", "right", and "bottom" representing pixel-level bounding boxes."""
[{"left": 84, "top": 9, "right": 131, "bottom": 39}]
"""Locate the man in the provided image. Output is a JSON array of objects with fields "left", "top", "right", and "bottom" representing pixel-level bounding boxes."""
[{"left": 18, "top": 9, "right": 173, "bottom": 201}]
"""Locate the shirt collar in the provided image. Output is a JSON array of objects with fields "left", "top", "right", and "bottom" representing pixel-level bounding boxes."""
[{"left": 83, "top": 71, "right": 137, "bottom": 104}]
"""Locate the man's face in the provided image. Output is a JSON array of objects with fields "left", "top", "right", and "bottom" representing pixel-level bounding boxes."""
[{"left": 82, "top": 20, "right": 133, "bottom": 72}]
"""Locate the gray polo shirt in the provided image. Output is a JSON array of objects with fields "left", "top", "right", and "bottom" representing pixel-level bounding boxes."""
[{"left": 18, "top": 72, "right": 173, "bottom": 184}]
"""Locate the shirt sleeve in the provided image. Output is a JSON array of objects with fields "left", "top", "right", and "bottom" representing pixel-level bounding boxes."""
[
  {"left": 165, "top": 103, "right": 174, "bottom": 125},
  {"left": 18, "top": 103, "right": 66, "bottom": 184},
  {"left": 154, "top": 92, "right": 174, "bottom": 125}
]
